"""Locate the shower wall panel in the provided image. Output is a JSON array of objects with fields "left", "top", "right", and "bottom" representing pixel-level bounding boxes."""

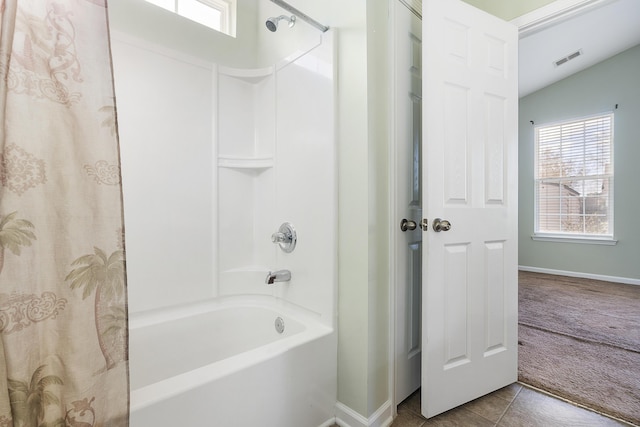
[
  {"left": 273, "top": 33, "right": 336, "bottom": 325},
  {"left": 216, "top": 33, "right": 336, "bottom": 327},
  {"left": 111, "top": 29, "right": 335, "bottom": 325},
  {"left": 111, "top": 32, "right": 216, "bottom": 313}
]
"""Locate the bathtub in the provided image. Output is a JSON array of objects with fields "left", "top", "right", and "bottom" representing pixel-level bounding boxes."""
[{"left": 128, "top": 296, "right": 337, "bottom": 426}]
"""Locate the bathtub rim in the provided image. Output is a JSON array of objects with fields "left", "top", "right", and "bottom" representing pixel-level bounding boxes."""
[{"left": 128, "top": 294, "right": 325, "bottom": 330}]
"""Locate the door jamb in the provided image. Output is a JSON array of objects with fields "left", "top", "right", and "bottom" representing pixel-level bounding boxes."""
[{"left": 388, "top": 0, "right": 400, "bottom": 418}]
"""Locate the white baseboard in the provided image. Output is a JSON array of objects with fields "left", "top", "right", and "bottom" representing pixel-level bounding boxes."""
[
  {"left": 519, "top": 265, "right": 640, "bottom": 286},
  {"left": 335, "top": 400, "right": 393, "bottom": 427}
]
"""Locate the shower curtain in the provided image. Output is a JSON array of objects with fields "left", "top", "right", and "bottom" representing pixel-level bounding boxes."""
[{"left": 0, "top": 1, "right": 129, "bottom": 426}]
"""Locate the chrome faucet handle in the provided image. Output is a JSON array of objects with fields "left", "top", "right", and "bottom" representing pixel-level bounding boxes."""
[
  {"left": 271, "top": 222, "right": 297, "bottom": 253},
  {"left": 271, "top": 231, "right": 289, "bottom": 243}
]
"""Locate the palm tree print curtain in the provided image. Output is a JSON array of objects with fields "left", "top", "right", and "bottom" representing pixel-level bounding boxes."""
[{"left": 0, "top": 1, "right": 129, "bottom": 426}]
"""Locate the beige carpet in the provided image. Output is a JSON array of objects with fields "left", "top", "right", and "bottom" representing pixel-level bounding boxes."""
[{"left": 518, "top": 271, "right": 640, "bottom": 426}]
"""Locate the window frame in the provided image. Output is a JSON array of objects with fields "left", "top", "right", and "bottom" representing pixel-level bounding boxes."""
[
  {"left": 197, "top": 0, "right": 236, "bottom": 37},
  {"left": 144, "top": 0, "right": 237, "bottom": 37},
  {"left": 532, "top": 112, "right": 616, "bottom": 245}
]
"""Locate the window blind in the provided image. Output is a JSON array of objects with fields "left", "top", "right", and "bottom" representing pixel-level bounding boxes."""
[{"left": 534, "top": 113, "right": 613, "bottom": 237}]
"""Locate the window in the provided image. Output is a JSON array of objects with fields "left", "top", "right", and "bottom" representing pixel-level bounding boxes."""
[
  {"left": 534, "top": 113, "right": 614, "bottom": 242},
  {"left": 144, "top": 0, "right": 237, "bottom": 37}
]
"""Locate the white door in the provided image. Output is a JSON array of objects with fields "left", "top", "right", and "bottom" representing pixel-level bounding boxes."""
[
  {"left": 421, "top": 0, "right": 518, "bottom": 418},
  {"left": 393, "top": 0, "right": 423, "bottom": 405}
]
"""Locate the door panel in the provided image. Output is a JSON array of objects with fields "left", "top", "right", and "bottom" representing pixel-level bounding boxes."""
[
  {"left": 393, "top": 0, "right": 423, "bottom": 405},
  {"left": 421, "top": 0, "right": 518, "bottom": 418}
]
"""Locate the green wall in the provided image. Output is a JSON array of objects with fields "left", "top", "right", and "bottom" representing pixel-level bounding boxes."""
[{"left": 519, "top": 44, "right": 640, "bottom": 281}]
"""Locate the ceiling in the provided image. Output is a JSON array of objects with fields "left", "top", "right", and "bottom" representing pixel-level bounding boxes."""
[
  {"left": 517, "top": 0, "right": 640, "bottom": 97},
  {"left": 463, "top": 0, "right": 557, "bottom": 21}
]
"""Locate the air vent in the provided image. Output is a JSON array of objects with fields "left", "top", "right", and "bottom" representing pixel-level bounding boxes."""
[{"left": 553, "top": 49, "right": 583, "bottom": 67}]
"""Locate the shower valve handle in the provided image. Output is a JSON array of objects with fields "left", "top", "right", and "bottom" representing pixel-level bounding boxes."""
[
  {"left": 271, "top": 232, "right": 290, "bottom": 243},
  {"left": 271, "top": 222, "right": 297, "bottom": 253}
]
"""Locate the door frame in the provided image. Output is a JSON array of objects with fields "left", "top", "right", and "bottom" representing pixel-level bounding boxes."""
[{"left": 388, "top": 0, "right": 611, "bottom": 417}]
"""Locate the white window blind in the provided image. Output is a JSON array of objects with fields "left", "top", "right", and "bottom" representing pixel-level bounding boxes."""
[{"left": 534, "top": 113, "right": 614, "bottom": 239}]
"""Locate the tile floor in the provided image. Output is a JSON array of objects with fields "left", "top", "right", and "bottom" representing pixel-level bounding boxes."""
[{"left": 391, "top": 383, "right": 632, "bottom": 427}]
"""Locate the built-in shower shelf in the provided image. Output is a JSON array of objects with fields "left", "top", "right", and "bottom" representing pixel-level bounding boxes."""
[
  {"left": 218, "top": 65, "right": 274, "bottom": 84},
  {"left": 218, "top": 156, "right": 274, "bottom": 170}
]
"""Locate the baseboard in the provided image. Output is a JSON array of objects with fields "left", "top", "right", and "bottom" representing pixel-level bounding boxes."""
[
  {"left": 335, "top": 400, "right": 393, "bottom": 427},
  {"left": 519, "top": 265, "right": 640, "bottom": 286}
]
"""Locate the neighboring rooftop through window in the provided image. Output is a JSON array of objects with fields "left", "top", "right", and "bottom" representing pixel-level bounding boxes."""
[{"left": 144, "top": 0, "right": 237, "bottom": 37}]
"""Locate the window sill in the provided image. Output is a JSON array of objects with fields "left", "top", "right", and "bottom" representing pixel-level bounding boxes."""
[{"left": 531, "top": 235, "right": 618, "bottom": 245}]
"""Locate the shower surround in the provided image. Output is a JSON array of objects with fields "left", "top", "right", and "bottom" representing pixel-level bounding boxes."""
[{"left": 110, "top": 7, "right": 337, "bottom": 426}]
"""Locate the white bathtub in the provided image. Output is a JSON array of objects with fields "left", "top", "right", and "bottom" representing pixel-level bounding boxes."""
[{"left": 129, "top": 297, "right": 337, "bottom": 426}]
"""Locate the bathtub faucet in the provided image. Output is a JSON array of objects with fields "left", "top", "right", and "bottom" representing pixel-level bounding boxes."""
[{"left": 265, "top": 270, "right": 291, "bottom": 284}]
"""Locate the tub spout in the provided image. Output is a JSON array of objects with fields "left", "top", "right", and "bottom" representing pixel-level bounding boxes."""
[{"left": 265, "top": 270, "right": 291, "bottom": 284}]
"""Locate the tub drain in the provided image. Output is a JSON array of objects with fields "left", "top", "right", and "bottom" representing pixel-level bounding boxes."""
[{"left": 274, "top": 317, "right": 285, "bottom": 334}]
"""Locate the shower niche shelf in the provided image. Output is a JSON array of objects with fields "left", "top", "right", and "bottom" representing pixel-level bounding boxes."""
[
  {"left": 217, "top": 64, "right": 277, "bottom": 295},
  {"left": 217, "top": 66, "right": 275, "bottom": 160},
  {"left": 218, "top": 155, "right": 274, "bottom": 170},
  {"left": 218, "top": 65, "right": 274, "bottom": 83}
]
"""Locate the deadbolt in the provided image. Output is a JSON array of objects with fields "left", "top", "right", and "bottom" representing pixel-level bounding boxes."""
[
  {"left": 432, "top": 218, "right": 451, "bottom": 232},
  {"left": 400, "top": 219, "right": 417, "bottom": 232}
]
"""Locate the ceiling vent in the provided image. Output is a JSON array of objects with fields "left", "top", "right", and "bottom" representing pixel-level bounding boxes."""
[{"left": 554, "top": 49, "right": 583, "bottom": 67}]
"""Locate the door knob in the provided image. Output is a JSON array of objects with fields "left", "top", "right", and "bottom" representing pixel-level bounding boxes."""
[
  {"left": 432, "top": 218, "right": 451, "bottom": 232},
  {"left": 400, "top": 219, "right": 417, "bottom": 232}
]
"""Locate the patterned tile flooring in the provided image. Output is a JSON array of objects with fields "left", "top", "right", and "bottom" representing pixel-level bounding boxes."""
[{"left": 391, "top": 383, "right": 633, "bottom": 427}]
